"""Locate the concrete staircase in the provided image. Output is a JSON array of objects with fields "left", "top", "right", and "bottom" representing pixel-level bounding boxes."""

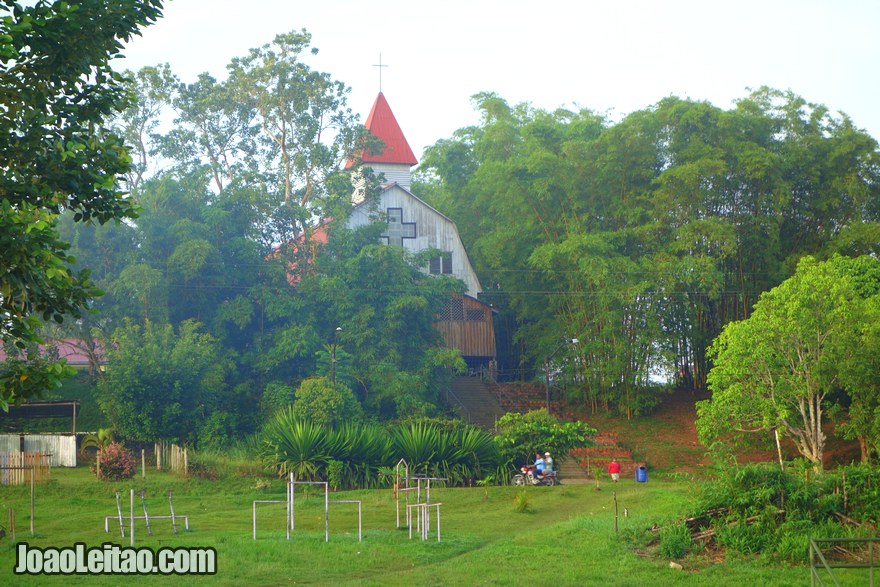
[
  {"left": 557, "top": 457, "right": 590, "bottom": 484},
  {"left": 446, "top": 376, "right": 504, "bottom": 429},
  {"left": 569, "top": 432, "right": 645, "bottom": 480}
]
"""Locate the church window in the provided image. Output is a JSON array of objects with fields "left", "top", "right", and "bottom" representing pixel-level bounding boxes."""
[
  {"left": 429, "top": 252, "right": 453, "bottom": 275},
  {"left": 381, "top": 208, "right": 416, "bottom": 247}
]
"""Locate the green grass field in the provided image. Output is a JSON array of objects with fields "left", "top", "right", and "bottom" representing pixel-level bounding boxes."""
[{"left": 0, "top": 466, "right": 838, "bottom": 586}]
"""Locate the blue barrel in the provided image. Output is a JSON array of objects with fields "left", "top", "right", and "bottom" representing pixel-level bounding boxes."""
[{"left": 636, "top": 465, "right": 648, "bottom": 483}]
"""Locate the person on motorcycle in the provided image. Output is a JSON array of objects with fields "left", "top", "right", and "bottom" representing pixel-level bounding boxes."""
[
  {"left": 533, "top": 453, "right": 546, "bottom": 479},
  {"left": 544, "top": 452, "right": 554, "bottom": 472}
]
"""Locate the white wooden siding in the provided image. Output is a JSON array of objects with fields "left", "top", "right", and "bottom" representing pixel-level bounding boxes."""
[{"left": 347, "top": 185, "right": 483, "bottom": 297}]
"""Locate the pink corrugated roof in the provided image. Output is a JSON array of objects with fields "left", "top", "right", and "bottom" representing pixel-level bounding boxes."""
[{"left": 0, "top": 338, "right": 104, "bottom": 365}]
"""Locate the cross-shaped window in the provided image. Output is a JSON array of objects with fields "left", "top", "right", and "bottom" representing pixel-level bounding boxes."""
[{"left": 381, "top": 208, "right": 416, "bottom": 247}]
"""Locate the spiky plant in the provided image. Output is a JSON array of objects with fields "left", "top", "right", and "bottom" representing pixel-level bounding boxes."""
[{"left": 260, "top": 408, "right": 330, "bottom": 480}]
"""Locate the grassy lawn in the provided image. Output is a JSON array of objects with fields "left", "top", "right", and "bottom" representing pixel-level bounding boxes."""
[{"left": 0, "top": 467, "right": 828, "bottom": 586}]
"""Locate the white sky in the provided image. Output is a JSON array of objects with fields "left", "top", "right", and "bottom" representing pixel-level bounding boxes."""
[{"left": 119, "top": 0, "right": 880, "bottom": 160}]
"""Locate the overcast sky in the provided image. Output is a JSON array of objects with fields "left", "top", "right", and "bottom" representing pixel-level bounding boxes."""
[{"left": 119, "top": 0, "right": 880, "bottom": 160}]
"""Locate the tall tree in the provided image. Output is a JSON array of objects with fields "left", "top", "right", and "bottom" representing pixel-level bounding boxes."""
[
  {"left": 697, "top": 255, "right": 875, "bottom": 471},
  {"left": 835, "top": 256, "right": 880, "bottom": 462},
  {"left": 97, "top": 319, "right": 228, "bottom": 443},
  {"left": 0, "top": 0, "right": 163, "bottom": 408},
  {"left": 418, "top": 89, "right": 880, "bottom": 409},
  {"left": 226, "top": 30, "right": 364, "bottom": 211}
]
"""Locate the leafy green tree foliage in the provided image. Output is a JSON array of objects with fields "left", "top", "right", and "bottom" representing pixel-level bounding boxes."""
[
  {"left": 418, "top": 88, "right": 880, "bottom": 412},
  {"left": 493, "top": 409, "right": 595, "bottom": 471},
  {"left": 110, "top": 63, "right": 177, "bottom": 193},
  {"left": 254, "top": 224, "right": 467, "bottom": 419},
  {"left": 292, "top": 376, "right": 362, "bottom": 429},
  {"left": 226, "top": 30, "right": 366, "bottom": 210},
  {"left": 0, "top": 0, "right": 163, "bottom": 408},
  {"left": 74, "top": 36, "right": 385, "bottom": 425},
  {"left": 697, "top": 256, "right": 879, "bottom": 470},
  {"left": 155, "top": 69, "right": 255, "bottom": 193},
  {"left": 97, "top": 319, "right": 229, "bottom": 444},
  {"left": 834, "top": 256, "right": 880, "bottom": 461},
  {"left": 261, "top": 381, "right": 295, "bottom": 416}
]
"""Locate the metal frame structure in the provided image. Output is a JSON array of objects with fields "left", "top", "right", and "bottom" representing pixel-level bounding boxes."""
[
  {"left": 252, "top": 474, "right": 362, "bottom": 542},
  {"left": 810, "top": 538, "right": 879, "bottom": 586},
  {"left": 105, "top": 490, "right": 189, "bottom": 545}
]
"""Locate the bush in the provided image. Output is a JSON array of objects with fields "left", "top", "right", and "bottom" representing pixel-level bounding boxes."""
[
  {"left": 262, "top": 381, "right": 295, "bottom": 416},
  {"left": 714, "top": 516, "right": 771, "bottom": 555},
  {"left": 293, "top": 377, "right": 363, "bottom": 428},
  {"left": 327, "top": 459, "right": 344, "bottom": 491},
  {"left": 92, "top": 443, "right": 136, "bottom": 480},
  {"left": 186, "top": 454, "right": 220, "bottom": 480},
  {"left": 659, "top": 523, "right": 692, "bottom": 559},
  {"left": 834, "top": 464, "right": 880, "bottom": 525},
  {"left": 513, "top": 490, "right": 532, "bottom": 513}
]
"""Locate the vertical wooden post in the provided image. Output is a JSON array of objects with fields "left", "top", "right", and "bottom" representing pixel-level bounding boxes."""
[
  {"left": 141, "top": 449, "right": 145, "bottom": 479},
  {"left": 613, "top": 491, "right": 618, "bottom": 535},
  {"left": 129, "top": 489, "right": 135, "bottom": 546},
  {"left": 30, "top": 456, "right": 36, "bottom": 534}
]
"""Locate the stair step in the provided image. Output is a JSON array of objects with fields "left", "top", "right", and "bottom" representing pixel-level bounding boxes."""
[{"left": 448, "top": 376, "right": 505, "bottom": 429}]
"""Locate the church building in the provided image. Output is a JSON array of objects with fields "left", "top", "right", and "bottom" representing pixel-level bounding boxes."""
[{"left": 347, "top": 93, "right": 496, "bottom": 372}]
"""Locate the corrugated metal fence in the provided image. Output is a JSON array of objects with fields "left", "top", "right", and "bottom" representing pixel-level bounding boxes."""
[{"left": 0, "top": 434, "right": 76, "bottom": 468}]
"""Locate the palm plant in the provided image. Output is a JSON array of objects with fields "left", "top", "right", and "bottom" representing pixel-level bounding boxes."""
[
  {"left": 80, "top": 427, "right": 116, "bottom": 478},
  {"left": 324, "top": 422, "right": 392, "bottom": 488},
  {"left": 80, "top": 427, "right": 116, "bottom": 455},
  {"left": 392, "top": 422, "right": 441, "bottom": 476},
  {"left": 452, "top": 426, "right": 499, "bottom": 485},
  {"left": 260, "top": 408, "right": 331, "bottom": 480}
]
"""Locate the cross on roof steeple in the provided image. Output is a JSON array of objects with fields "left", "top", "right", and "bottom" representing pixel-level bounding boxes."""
[{"left": 373, "top": 53, "right": 388, "bottom": 92}]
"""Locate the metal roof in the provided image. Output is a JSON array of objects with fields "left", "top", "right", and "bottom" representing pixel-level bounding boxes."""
[{"left": 360, "top": 92, "right": 418, "bottom": 166}]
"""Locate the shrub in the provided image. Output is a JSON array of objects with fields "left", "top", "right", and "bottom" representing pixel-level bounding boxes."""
[
  {"left": 513, "top": 490, "right": 532, "bottom": 513},
  {"left": 834, "top": 464, "right": 880, "bottom": 524},
  {"left": 659, "top": 523, "right": 692, "bottom": 559},
  {"left": 494, "top": 409, "right": 595, "bottom": 471},
  {"left": 293, "top": 377, "right": 363, "bottom": 429},
  {"left": 327, "top": 459, "right": 344, "bottom": 491},
  {"left": 187, "top": 456, "right": 220, "bottom": 481},
  {"left": 715, "top": 516, "right": 772, "bottom": 555},
  {"left": 262, "top": 381, "right": 295, "bottom": 416},
  {"left": 260, "top": 408, "right": 330, "bottom": 479},
  {"left": 92, "top": 443, "right": 136, "bottom": 481}
]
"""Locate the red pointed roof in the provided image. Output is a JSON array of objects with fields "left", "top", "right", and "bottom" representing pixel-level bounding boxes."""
[{"left": 360, "top": 92, "right": 418, "bottom": 166}]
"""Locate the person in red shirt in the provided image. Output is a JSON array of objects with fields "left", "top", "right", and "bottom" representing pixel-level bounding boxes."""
[{"left": 607, "top": 458, "right": 621, "bottom": 482}]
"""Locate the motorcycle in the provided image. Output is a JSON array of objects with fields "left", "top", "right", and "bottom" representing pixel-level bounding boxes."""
[{"left": 513, "top": 465, "right": 557, "bottom": 486}]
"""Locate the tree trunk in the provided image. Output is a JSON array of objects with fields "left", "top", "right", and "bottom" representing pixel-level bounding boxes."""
[
  {"left": 774, "top": 428, "right": 785, "bottom": 471},
  {"left": 858, "top": 436, "right": 870, "bottom": 464}
]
